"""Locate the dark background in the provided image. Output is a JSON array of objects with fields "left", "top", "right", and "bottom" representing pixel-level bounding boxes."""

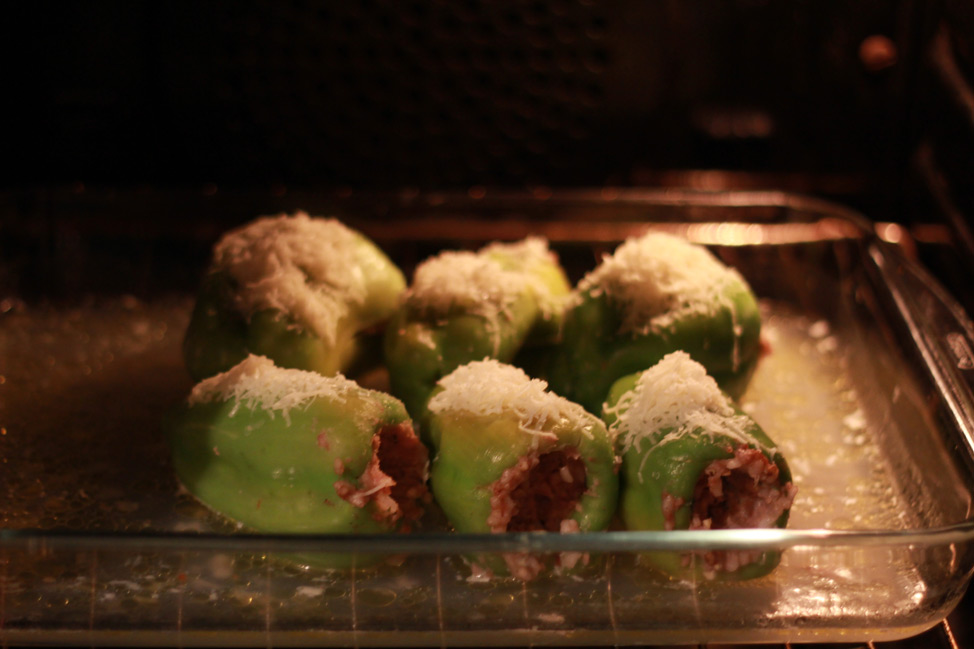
[
  {"left": 8, "top": 0, "right": 974, "bottom": 304},
  {"left": 6, "top": 0, "right": 972, "bottom": 222}
]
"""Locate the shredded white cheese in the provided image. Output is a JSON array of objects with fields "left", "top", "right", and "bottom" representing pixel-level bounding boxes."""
[
  {"left": 406, "top": 250, "right": 523, "bottom": 317},
  {"left": 403, "top": 237, "right": 565, "bottom": 342},
  {"left": 606, "top": 352, "right": 753, "bottom": 469},
  {"left": 480, "top": 236, "right": 566, "bottom": 318},
  {"left": 427, "top": 359, "right": 594, "bottom": 441},
  {"left": 577, "top": 231, "right": 744, "bottom": 334},
  {"left": 188, "top": 354, "right": 359, "bottom": 423},
  {"left": 213, "top": 211, "right": 367, "bottom": 344}
]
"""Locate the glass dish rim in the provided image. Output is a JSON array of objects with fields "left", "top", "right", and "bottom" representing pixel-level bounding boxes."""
[{"left": 5, "top": 520, "right": 974, "bottom": 555}]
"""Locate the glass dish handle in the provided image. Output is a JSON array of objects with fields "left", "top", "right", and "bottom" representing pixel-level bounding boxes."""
[{"left": 871, "top": 240, "right": 974, "bottom": 471}]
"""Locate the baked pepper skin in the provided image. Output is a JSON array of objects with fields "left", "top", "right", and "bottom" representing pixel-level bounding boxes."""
[
  {"left": 547, "top": 232, "right": 761, "bottom": 414},
  {"left": 384, "top": 238, "right": 571, "bottom": 429},
  {"left": 183, "top": 212, "right": 405, "bottom": 382},
  {"left": 603, "top": 354, "right": 795, "bottom": 581},
  {"left": 426, "top": 360, "right": 618, "bottom": 579},
  {"left": 168, "top": 355, "right": 429, "bottom": 538},
  {"left": 182, "top": 272, "right": 251, "bottom": 382}
]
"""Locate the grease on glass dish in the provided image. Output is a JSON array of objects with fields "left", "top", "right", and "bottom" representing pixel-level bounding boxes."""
[
  {"left": 742, "top": 303, "right": 905, "bottom": 532},
  {"left": 0, "top": 295, "right": 196, "bottom": 531}
]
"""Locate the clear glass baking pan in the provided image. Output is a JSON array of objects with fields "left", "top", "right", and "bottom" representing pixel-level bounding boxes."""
[{"left": 2, "top": 189, "right": 974, "bottom": 646}]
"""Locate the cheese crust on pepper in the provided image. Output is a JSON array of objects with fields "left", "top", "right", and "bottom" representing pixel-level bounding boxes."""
[
  {"left": 549, "top": 231, "right": 762, "bottom": 413},
  {"left": 183, "top": 212, "right": 405, "bottom": 381},
  {"left": 427, "top": 359, "right": 618, "bottom": 579},
  {"left": 604, "top": 351, "right": 796, "bottom": 579},
  {"left": 384, "top": 237, "right": 571, "bottom": 433},
  {"left": 169, "top": 355, "right": 430, "bottom": 536}
]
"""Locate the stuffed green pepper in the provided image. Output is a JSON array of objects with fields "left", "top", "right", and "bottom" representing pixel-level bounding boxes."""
[
  {"left": 548, "top": 230, "right": 761, "bottom": 413},
  {"left": 603, "top": 351, "right": 796, "bottom": 580},
  {"left": 427, "top": 359, "right": 618, "bottom": 580},
  {"left": 168, "top": 354, "right": 431, "bottom": 537},
  {"left": 384, "top": 237, "right": 571, "bottom": 429},
  {"left": 183, "top": 211, "right": 405, "bottom": 381}
]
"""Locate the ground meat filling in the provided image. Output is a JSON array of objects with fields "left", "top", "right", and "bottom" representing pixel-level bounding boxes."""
[
  {"left": 689, "top": 445, "right": 794, "bottom": 531},
  {"left": 333, "top": 423, "right": 430, "bottom": 530},
  {"left": 488, "top": 448, "right": 587, "bottom": 533},
  {"left": 376, "top": 423, "right": 432, "bottom": 524},
  {"left": 680, "top": 444, "right": 797, "bottom": 573}
]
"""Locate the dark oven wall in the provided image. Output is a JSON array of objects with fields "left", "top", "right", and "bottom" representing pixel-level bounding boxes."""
[{"left": 6, "top": 1, "right": 947, "bottom": 217}]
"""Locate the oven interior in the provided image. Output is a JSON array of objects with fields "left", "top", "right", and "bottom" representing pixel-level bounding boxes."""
[{"left": 5, "top": 2, "right": 974, "bottom": 648}]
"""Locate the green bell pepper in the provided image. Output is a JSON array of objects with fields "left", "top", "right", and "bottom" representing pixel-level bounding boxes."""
[
  {"left": 548, "top": 231, "right": 761, "bottom": 414},
  {"left": 427, "top": 359, "right": 618, "bottom": 579},
  {"left": 168, "top": 355, "right": 431, "bottom": 541},
  {"left": 603, "top": 351, "right": 796, "bottom": 580},
  {"left": 183, "top": 212, "right": 405, "bottom": 382},
  {"left": 384, "top": 237, "right": 571, "bottom": 433}
]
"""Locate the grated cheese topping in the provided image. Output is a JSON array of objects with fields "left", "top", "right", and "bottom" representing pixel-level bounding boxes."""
[
  {"left": 405, "top": 237, "right": 564, "bottom": 322},
  {"left": 406, "top": 250, "right": 523, "bottom": 317},
  {"left": 481, "top": 236, "right": 567, "bottom": 318},
  {"left": 213, "top": 211, "right": 367, "bottom": 344},
  {"left": 188, "top": 354, "right": 360, "bottom": 424},
  {"left": 606, "top": 352, "right": 754, "bottom": 475},
  {"left": 577, "top": 231, "right": 744, "bottom": 334},
  {"left": 428, "top": 359, "right": 594, "bottom": 441}
]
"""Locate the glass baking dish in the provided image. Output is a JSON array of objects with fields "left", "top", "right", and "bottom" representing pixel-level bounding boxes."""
[{"left": 2, "top": 189, "right": 974, "bottom": 646}]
